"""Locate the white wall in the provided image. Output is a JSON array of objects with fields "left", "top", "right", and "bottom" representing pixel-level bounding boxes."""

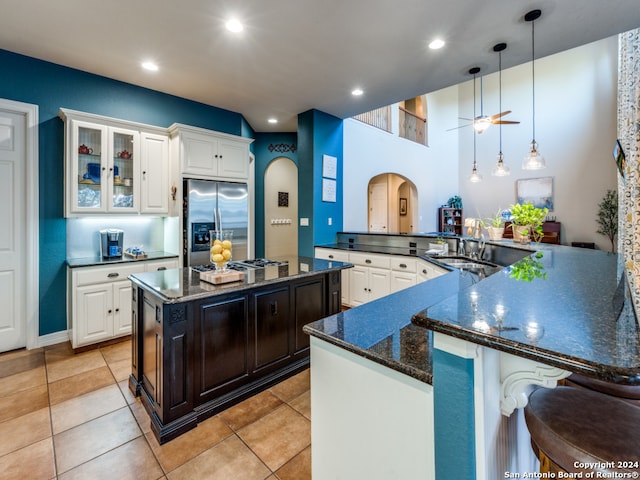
[
  {"left": 343, "top": 86, "right": 460, "bottom": 233},
  {"left": 265, "top": 157, "right": 298, "bottom": 257},
  {"left": 343, "top": 36, "right": 618, "bottom": 249},
  {"left": 458, "top": 36, "right": 618, "bottom": 249}
]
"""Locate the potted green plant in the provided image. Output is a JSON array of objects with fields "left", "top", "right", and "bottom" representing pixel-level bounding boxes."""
[
  {"left": 482, "top": 208, "right": 505, "bottom": 241},
  {"left": 509, "top": 202, "right": 548, "bottom": 243}
]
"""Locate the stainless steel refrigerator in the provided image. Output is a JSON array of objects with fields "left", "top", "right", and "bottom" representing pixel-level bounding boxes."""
[{"left": 183, "top": 178, "right": 249, "bottom": 267}]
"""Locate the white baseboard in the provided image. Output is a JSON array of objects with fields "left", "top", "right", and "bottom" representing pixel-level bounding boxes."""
[{"left": 37, "top": 330, "right": 70, "bottom": 348}]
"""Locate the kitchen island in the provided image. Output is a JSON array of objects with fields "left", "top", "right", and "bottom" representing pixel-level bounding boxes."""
[
  {"left": 128, "top": 255, "right": 349, "bottom": 444},
  {"left": 304, "top": 237, "right": 640, "bottom": 479}
]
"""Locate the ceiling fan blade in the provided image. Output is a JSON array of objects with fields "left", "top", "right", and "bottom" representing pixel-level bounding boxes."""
[
  {"left": 458, "top": 117, "right": 473, "bottom": 121},
  {"left": 489, "top": 110, "right": 511, "bottom": 120},
  {"left": 492, "top": 120, "right": 520, "bottom": 125},
  {"left": 446, "top": 123, "right": 472, "bottom": 132}
]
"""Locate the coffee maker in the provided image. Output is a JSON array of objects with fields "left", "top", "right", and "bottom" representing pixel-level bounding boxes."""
[{"left": 99, "top": 229, "right": 124, "bottom": 258}]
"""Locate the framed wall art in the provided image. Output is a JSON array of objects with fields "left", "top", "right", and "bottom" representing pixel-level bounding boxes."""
[
  {"left": 516, "top": 176, "right": 554, "bottom": 211},
  {"left": 399, "top": 197, "right": 407, "bottom": 216}
]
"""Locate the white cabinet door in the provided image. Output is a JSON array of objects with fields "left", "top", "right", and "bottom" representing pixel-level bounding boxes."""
[
  {"left": 218, "top": 138, "right": 249, "bottom": 179},
  {"left": 113, "top": 280, "right": 133, "bottom": 336},
  {"left": 182, "top": 131, "right": 219, "bottom": 176},
  {"left": 368, "top": 267, "right": 391, "bottom": 301},
  {"left": 75, "top": 283, "right": 113, "bottom": 346},
  {"left": 108, "top": 126, "right": 139, "bottom": 213},
  {"left": 140, "top": 132, "right": 169, "bottom": 214},
  {"left": 349, "top": 266, "right": 369, "bottom": 306},
  {"left": 315, "top": 248, "right": 350, "bottom": 306},
  {"left": 417, "top": 260, "right": 448, "bottom": 283},
  {"left": 68, "top": 120, "right": 108, "bottom": 215},
  {"left": 390, "top": 271, "right": 417, "bottom": 293}
]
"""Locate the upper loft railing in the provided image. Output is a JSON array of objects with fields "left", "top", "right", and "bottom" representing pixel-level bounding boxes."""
[
  {"left": 399, "top": 106, "right": 427, "bottom": 146},
  {"left": 353, "top": 106, "right": 392, "bottom": 133}
]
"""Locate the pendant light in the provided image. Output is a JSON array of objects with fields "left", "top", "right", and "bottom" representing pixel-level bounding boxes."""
[
  {"left": 473, "top": 75, "right": 491, "bottom": 134},
  {"left": 469, "top": 67, "right": 483, "bottom": 182},
  {"left": 492, "top": 43, "right": 511, "bottom": 176},
  {"left": 522, "top": 9, "right": 546, "bottom": 170}
]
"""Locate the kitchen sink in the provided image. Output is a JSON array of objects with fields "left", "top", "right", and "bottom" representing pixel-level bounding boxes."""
[{"left": 434, "top": 256, "right": 503, "bottom": 278}]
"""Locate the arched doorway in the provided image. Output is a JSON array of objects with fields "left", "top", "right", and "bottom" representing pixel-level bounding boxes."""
[
  {"left": 368, "top": 173, "right": 418, "bottom": 233},
  {"left": 264, "top": 157, "right": 298, "bottom": 257}
]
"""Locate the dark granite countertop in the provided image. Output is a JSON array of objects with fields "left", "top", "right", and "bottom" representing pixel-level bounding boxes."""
[
  {"left": 304, "top": 270, "right": 475, "bottom": 383},
  {"left": 305, "top": 240, "right": 640, "bottom": 386},
  {"left": 413, "top": 245, "right": 640, "bottom": 384},
  {"left": 66, "top": 251, "right": 179, "bottom": 268},
  {"left": 129, "top": 255, "right": 351, "bottom": 303}
]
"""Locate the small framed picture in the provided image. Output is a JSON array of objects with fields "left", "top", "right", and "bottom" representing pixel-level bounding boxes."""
[{"left": 399, "top": 197, "right": 407, "bottom": 216}]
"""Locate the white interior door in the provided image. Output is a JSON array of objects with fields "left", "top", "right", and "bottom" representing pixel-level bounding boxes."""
[
  {"left": 369, "top": 182, "right": 388, "bottom": 232},
  {"left": 0, "top": 107, "right": 27, "bottom": 352}
]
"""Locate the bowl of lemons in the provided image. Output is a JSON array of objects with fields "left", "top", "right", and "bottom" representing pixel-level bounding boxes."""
[{"left": 210, "top": 230, "right": 233, "bottom": 272}]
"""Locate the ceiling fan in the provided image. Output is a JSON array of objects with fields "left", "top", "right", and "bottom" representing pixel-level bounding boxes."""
[{"left": 448, "top": 67, "right": 520, "bottom": 134}]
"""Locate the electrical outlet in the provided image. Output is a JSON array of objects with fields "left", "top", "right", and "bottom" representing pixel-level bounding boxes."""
[{"left": 328, "top": 217, "right": 332, "bottom": 226}]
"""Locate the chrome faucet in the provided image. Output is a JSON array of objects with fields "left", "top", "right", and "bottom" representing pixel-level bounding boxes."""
[{"left": 458, "top": 238, "right": 465, "bottom": 255}]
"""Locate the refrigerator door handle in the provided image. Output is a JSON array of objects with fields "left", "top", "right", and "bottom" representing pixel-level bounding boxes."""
[{"left": 215, "top": 207, "right": 222, "bottom": 231}]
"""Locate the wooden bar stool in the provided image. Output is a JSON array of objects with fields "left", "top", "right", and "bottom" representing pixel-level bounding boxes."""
[
  {"left": 563, "top": 373, "right": 640, "bottom": 406},
  {"left": 524, "top": 386, "right": 640, "bottom": 475}
]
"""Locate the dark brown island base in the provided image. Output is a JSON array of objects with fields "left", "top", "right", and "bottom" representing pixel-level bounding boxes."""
[{"left": 127, "top": 256, "right": 351, "bottom": 444}]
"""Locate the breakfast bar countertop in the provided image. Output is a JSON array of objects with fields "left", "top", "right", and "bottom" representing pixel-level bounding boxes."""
[
  {"left": 413, "top": 245, "right": 640, "bottom": 384},
  {"left": 305, "top": 241, "right": 640, "bottom": 386}
]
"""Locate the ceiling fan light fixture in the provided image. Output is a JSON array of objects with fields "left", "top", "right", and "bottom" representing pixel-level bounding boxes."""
[
  {"left": 469, "top": 67, "right": 482, "bottom": 183},
  {"left": 473, "top": 116, "right": 491, "bottom": 133},
  {"left": 492, "top": 152, "right": 511, "bottom": 176}
]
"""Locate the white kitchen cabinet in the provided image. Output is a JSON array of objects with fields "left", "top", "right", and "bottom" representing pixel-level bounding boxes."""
[
  {"left": 60, "top": 108, "right": 170, "bottom": 216},
  {"left": 144, "top": 258, "right": 179, "bottom": 271},
  {"left": 417, "top": 259, "right": 448, "bottom": 283},
  {"left": 140, "top": 132, "right": 170, "bottom": 214},
  {"left": 314, "top": 248, "right": 350, "bottom": 306},
  {"left": 390, "top": 257, "right": 417, "bottom": 293},
  {"left": 69, "top": 259, "right": 181, "bottom": 348},
  {"left": 169, "top": 124, "right": 252, "bottom": 180},
  {"left": 348, "top": 253, "right": 391, "bottom": 306}
]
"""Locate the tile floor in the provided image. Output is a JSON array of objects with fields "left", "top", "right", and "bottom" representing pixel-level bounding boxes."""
[{"left": 0, "top": 339, "right": 311, "bottom": 480}]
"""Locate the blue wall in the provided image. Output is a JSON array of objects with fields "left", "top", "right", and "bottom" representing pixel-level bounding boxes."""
[
  {"left": 0, "top": 49, "right": 248, "bottom": 336},
  {"left": 297, "top": 110, "right": 343, "bottom": 257},
  {"left": 253, "top": 132, "right": 298, "bottom": 257}
]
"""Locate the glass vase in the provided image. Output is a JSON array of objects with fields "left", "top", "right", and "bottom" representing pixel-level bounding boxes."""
[{"left": 210, "top": 230, "right": 233, "bottom": 272}]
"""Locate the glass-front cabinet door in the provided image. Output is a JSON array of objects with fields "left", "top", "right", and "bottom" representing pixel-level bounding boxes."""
[
  {"left": 68, "top": 120, "right": 139, "bottom": 214},
  {"left": 73, "top": 121, "right": 107, "bottom": 213},
  {"left": 110, "top": 127, "right": 139, "bottom": 212}
]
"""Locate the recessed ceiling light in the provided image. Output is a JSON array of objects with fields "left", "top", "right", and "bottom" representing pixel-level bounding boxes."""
[
  {"left": 268, "top": 118, "right": 278, "bottom": 124},
  {"left": 351, "top": 88, "right": 364, "bottom": 96},
  {"left": 429, "top": 38, "right": 445, "bottom": 50},
  {"left": 226, "top": 19, "right": 244, "bottom": 33},
  {"left": 141, "top": 61, "right": 158, "bottom": 71}
]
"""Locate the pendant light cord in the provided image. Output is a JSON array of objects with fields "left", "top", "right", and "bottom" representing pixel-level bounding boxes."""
[
  {"left": 499, "top": 50, "right": 503, "bottom": 153},
  {"left": 531, "top": 18, "right": 536, "bottom": 142},
  {"left": 473, "top": 73, "right": 477, "bottom": 168}
]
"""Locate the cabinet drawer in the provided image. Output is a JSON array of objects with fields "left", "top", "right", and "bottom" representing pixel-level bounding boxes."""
[
  {"left": 145, "top": 259, "right": 179, "bottom": 272},
  {"left": 390, "top": 257, "right": 417, "bottom": 273},
  {"left": 315, "top": 248, "right": 349, "bottom": 262},
  {"left": 75, "top": 263, "right": 146, "bottom": 286},
  {"left": 348, "top": 252, "right": 390, "bottom": 269}
]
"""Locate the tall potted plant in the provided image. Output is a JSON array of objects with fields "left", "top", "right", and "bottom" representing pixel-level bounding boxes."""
[
  {"left": 596, "top": 189, "right": 618, "bottom": 253},
  {"left": 509, "top": 202, "right": 548, "bottom": 243}
]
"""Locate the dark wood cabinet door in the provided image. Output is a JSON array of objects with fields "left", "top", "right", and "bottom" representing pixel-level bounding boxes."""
[
  {"left": 197, "top": 295, "right": 249, "bottom": 400},
  {"left": 254, "top": 287, "right": 290, "bottom": 371},
  {"left": 293, "top": 278, "right": 325, "bottom": 354}
]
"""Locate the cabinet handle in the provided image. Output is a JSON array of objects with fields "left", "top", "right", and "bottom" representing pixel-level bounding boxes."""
[
  {"left": 115, "top": 308, "right": 119, "bottom": 313},
  {"left": 368, "top": 288, "right": 372, "bottom": 292},
  {"left": 157, "top": 266, "right": 167, "bottom": 271},
  {"left": 365, "top": 259, "right": 371, "bottom": 264},
  {"left": 108, "top": 309, "right": 112, "bottom": 314},
  {"left": 270, "top": 301, "right": 278, "bottom": 316},
  {"left": 399, "top": 263, "right": 407, "bottom": 269},
  {"left": 142, "top": 170, "right": 147, "bottom": 175},
  {"left": 328, "top": 254, "right": 334, "bottom": 259},
  {"left": 107, "top": 272, "right": 119, "bottom": 278},
  {"left": 422, "top": 269, "right": 428, "bottom": 274}
]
